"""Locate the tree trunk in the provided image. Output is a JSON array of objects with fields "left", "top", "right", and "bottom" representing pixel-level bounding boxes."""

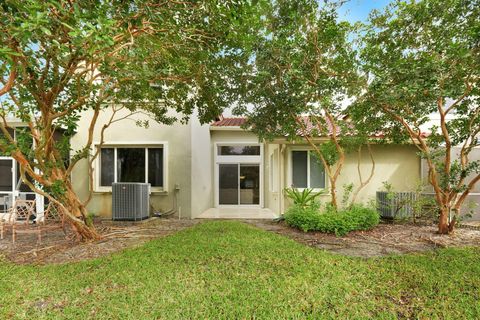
[
  {"left": 60, "top": 186, "right": 101, "bottom": 241},
  {"left": 330, "top": 178, "right": 338, "bottom": 210},
  {"left": 349, "top": 144, "right": 375, "bottom": 207},
  {"left": 438, "top": 206, "right": 451, "bottom": 234}
]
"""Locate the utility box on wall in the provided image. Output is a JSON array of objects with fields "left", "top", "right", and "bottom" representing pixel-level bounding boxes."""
[{"left": 112, "top": 183, "right": 150, "bottom": 221}]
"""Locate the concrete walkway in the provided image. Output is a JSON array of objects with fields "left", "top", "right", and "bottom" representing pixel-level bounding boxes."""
[{"left": 197, "top": 207, "right": 278, "bottom": 219}]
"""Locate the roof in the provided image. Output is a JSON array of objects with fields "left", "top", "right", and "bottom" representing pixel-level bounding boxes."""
[
  {"left": 210, "top": 116, "right": 341, "bottom": 136},
  {"left": 295, "top": 116, "right": 338, "bottom": 136},
  {"left": 211, "top": 117, "right": 247, "bottom": 127},
  {"left": 210, "top": 116, "right": 429, "bottom": 138}
]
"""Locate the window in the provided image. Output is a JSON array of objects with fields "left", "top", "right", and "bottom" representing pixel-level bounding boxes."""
[
  {"left": 117, "top": 148, "right": 145, "bottom": 183},
  {"left": 99, "top": 146, "right": 165, "bottom": 188},
  {"left": 291, "top": 150, "right": 325, "bottom": 189},
  {"left": 218, "top": 145, "right": 260, "bottom": 156}
]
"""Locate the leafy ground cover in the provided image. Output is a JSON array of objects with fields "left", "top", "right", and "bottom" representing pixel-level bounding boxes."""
[
  {"left": 1, "top": 221, "right": 479, "bottom": 319},
  {"left": 284, "top": 204, "right": 380, "bottom": 235}
]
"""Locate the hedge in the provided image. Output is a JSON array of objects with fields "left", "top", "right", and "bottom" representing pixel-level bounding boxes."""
[{"left": 284, "top": 205, "right": 380, "bottom": 236}]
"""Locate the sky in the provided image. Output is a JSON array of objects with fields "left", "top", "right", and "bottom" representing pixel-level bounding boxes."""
[{"left": 338, "top": 0, "right": 392, "bottom": 23}]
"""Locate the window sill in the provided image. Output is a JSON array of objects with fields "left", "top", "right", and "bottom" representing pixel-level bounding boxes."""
[
  {"left": 93, "top": 189, "right": 168, "bottom": 195},
  {"left": 292, "top": 188, "right": 327, "bottom": 193}
]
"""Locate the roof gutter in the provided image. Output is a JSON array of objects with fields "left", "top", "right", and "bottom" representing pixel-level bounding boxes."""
[{"left": 209, "top": 126, "right": 247, "bottom": 131}]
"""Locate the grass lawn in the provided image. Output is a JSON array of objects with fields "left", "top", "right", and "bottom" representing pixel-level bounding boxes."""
[{"left": 1, "top": 221, "right": 479, "bottom": 319}]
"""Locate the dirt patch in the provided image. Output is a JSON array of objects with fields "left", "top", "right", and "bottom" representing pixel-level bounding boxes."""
[
  {"left": 0, "top": 218, "right": 200, "bottom": 265},
  {"left": 244, "top": 220, "right": 480, "bottom": 258}
]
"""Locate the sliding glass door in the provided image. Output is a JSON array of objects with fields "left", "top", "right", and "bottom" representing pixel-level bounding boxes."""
[
  {"left": 0, "top": 157, "right": 39, "bottom": 211},
  {"left": 240, "top": 165, "right": 260, "bottom": 205},
  {"left": 219, "top": 164, "right": 239, "bottom": 205},
  {"left": 0, "top": 158, "right": 14, "bottom": 211},
  {"left": 218, "top": 164, "right": 260, "bottom": 206}
]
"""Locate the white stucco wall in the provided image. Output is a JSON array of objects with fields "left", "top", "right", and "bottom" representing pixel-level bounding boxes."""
[{"left": 190, "top": 113, "right": 214, "bottom": 218}]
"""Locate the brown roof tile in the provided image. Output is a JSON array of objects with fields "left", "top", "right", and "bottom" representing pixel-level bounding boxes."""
[
  {"left": 210, "top": 116, "right": 429, "bottom": 138},
  {"left": 211, "top": 117, "right": 247, "bottom": 127}
]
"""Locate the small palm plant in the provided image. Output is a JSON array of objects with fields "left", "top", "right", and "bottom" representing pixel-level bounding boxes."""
[
  {"left": 274, "top": 188, "right": 326, "bottom": 222},
  {"left": 283, "top": 187, "right": 325, "bottom": 208}
]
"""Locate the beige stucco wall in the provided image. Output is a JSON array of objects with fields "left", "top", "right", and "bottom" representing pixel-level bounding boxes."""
[
  {"left": 71, "top": 108, "right": 193, "bottom": 218},
  {"left": 278, "top": 144, "right": 421, "bottom": 213}
]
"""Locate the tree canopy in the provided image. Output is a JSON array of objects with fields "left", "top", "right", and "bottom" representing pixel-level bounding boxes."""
[
  {"left": 352, "top": 0, "right": 480, "bottom": 233},
  {"left": 231, "top": 0, "right": 369, "bottom": 208},
  {"left": 234, "top": 0, "right": 362, "bottom": 140},
  {"left": 0, "top": 0, "right": 263, "bottom": 239}
]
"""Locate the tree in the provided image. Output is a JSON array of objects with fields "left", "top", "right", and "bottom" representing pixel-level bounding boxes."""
[
  {"left": 233, "top": 0, "right": 366, "bottom": 209},
  {"left": 0, "top": 0, "right": 261, "bottom": 240},
  {"left": 352, "top": 0, "right": 480, "bottom": 233}
]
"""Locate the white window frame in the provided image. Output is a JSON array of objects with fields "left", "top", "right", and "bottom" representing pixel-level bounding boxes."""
[
  {"left": 214, "top": 142, "right": 264, "bottom": 208},
  {"left": 94, "top": 141, "right": 168, "bottom": 193},
  {"left": 288, "top": 148, "right": 327, "bottom": 191}
]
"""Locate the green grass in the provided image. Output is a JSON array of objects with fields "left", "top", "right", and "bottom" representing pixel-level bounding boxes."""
[{"left": 1, "top": 221, "right": 479, "bottom": 319}]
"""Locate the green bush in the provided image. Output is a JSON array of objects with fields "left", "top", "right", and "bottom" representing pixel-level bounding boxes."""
[{"left": 284, "top": 205, "right": 380, "bottom": 236}]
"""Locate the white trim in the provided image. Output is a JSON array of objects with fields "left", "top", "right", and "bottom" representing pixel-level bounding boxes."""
[
  {"left": 215, "top": 156, "right": 261, "bottom": 163},
  {"left": 210, "top": 126, "right": 246, "bottom": 131},
  {"left": 260, "top": 143, "right": 264, "bottom": 208},
  {"left": 93, "top": 141, "right": 168, "bottom": 193},
  {"left": 145, "top": 148, "right": 149, "bottom": 187},
  {"left": 214, "top": 142, "right": 264, "bottom": 208}
]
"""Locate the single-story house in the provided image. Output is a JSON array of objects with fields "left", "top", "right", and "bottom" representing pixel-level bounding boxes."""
[
  {"left": 3, "top": 109, "right": 478, "bottom": 220},
  {"left": 68, "top": 109, "right": 421, "bottom": 219}
]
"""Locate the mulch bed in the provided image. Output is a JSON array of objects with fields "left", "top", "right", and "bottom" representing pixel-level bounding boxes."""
[
  {"left": 2, "top": 218, "right": 479, "bottom": 264},
  {"left": 0, "top": 217, "right": 200, "bottom": 265},
  {"left": 244, "top": 220, "right": 480, "bottom": 258}
]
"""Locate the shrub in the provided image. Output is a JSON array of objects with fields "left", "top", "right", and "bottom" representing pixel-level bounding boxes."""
[{"left": 284, "top": 204, "right": 380, "bottom": 236}]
